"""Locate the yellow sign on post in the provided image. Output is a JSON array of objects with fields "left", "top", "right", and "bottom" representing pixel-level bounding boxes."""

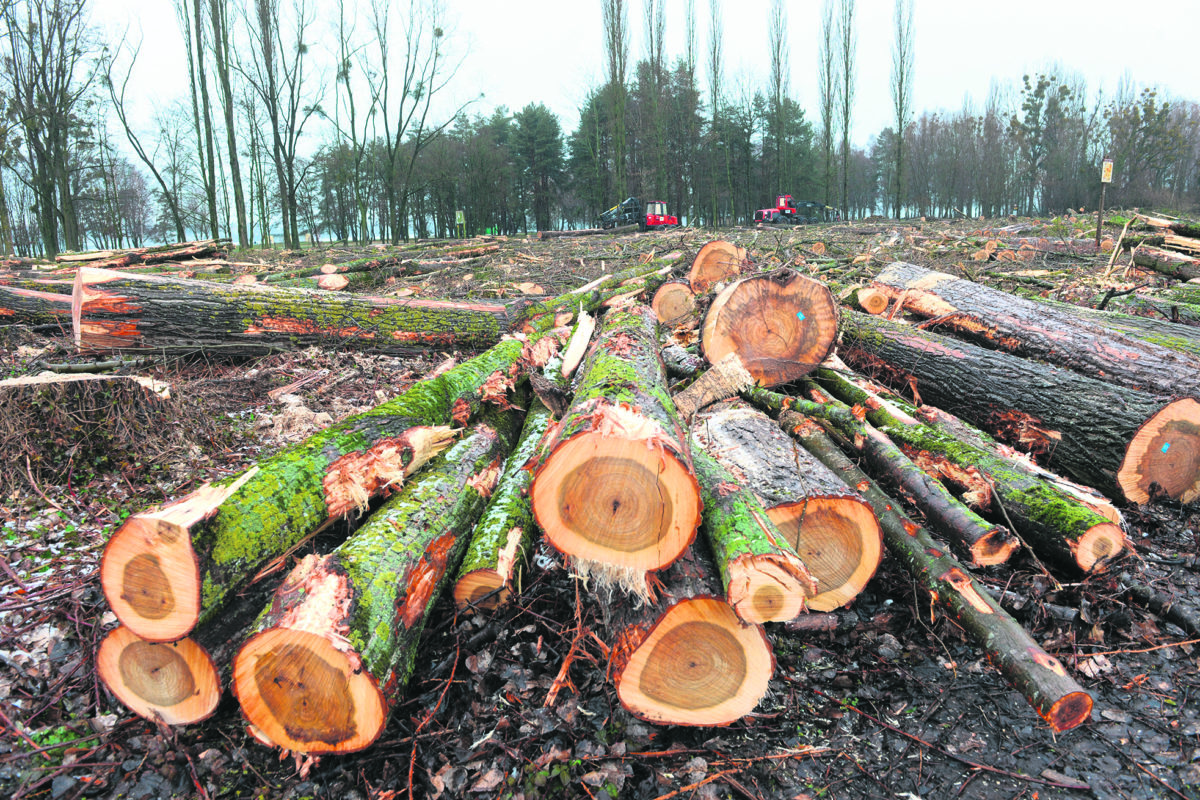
[
  {"left": 455, "top": 209, "right": 466, "bottom": 238},
  {"left": 1101, "top": 158, "right": 1114, "bottom": 184}
]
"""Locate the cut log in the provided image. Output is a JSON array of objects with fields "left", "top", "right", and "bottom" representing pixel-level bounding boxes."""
[
  {"left": 536, "top": 224, "right": 639, "bottom": 239},
  {"left": 55, "top": 240, "right": 227, "bottom": 268},
  {"left": 838, "top": 309, "right": 1200, "bottom": 504},
  {"left": 1097, "top": 293, "right": 1200, "bottom": 329},
  {"left": 1135, "top": 214, "right": 1200, "bottom": 240},
  {"left": 691, "top": 446, "right": 817, "bottom": 623},
  {"left": 72, "top": 267, "right": 513, "bottom": 355},
  {"left": 688, "top": 240, "right": 748, "bottom": 293},
  {"left": 0, "top": 281, "right": 74, "bottom": 325},
  {"left": 870, "top": 261, "right": 1200, "bottom": 397},
  {"left": 853, "top": 286, "right": 889, "bottom": 314},
  {"left": 1131, "top": 244, "right": 1200, "bottom": 280},
  {"left": 604, "top": 538, "right": 775, "bottom": 726},
  {"left": 651, "top": 279, "right": 697, "bottom": 327},
  {"left": 779, "top": 414, "right": 1093, "bottom": 733},
  {"left": 454, "top": 400, "right": 556, "bottom": 612},
  {"left": 96, "top": 626, "right": 220, "bottom": 726},
  {"left": 702, "top": 269, "right": 839, "bottom": 388},
  {"left": 531, "top": 305, "right": 702, "bottom": 575},
  {"left": 233, "top": 410, "right": 521, "bottom": 754},
  {"left": 808, "top": 371, "right": 1125, "bottom": 572},
  {"left": 693, "top": 403, "right": 882, "bottom": 611},
  {"left": 100, "top": 334, "right": 562, "bottom": 643},
  {"left": 672, "top": 352, "right": 755, "bottom": 418}
]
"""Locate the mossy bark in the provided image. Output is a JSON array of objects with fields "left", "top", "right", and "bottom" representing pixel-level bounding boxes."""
[
  {"left": 72, "top": 267, "right": 514, "bottom": 355},
  {"left": 517, "top": 257, "right": 680, "bottom": 333},
  {"left": 871, "top": 261, "right": 1200, "bottom": 397},
  {"left": 232, "top": 407, "right": 523, "bottom": 753},
  {"left": 1131, "top": 244, "right": 1200, "bottom": 280},
  {"left": 779, "top": 413, "right": 1093, "bottom": 734},
  {"left": 101, "top": 333, "right": 563, "bottom": 643}
]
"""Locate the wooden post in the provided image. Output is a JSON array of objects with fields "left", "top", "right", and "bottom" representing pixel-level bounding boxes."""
[{"left": 1096, "top": 157, "right": 1113, "bottom": 247}]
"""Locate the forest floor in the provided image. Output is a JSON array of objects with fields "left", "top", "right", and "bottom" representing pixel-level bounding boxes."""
[{"left": 2, "top": 216, "right": 1199, "bottom": 800}]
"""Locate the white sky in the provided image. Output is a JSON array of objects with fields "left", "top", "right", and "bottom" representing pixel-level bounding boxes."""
[{"left": 95, "top": 0, "right": 1200, "bottom": 149}]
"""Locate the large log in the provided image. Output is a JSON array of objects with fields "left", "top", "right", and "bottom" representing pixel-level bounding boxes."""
[
  {"left": 1131, "top": 244, "right": 1200, "bottom": 280},
  {"left": 702, "top": 269, "right": 839, "bottom": 388},
  {"left": 693, "top": 403, "right": 882, "bottom": 611},
  {"left": 0, "top": 277, "right": 74, "bottom": 325},
  {"left": 870, "top": 261, "right": 1200, "bottom": 397},
  {"left": 233, "top": 409, "right": 522, "bottom": 754},
  {"left": 531, "top": 305, "right": 701, "bottom": 576},
  {"left": 688, "top": 240, "right": 749, "bottom": 293},
  {"left": 1098, "top": 293, "right": 1200, "bottom": 329},
  {"left": 96, "top": 626, "right": 221, "bottom": 726},
  {"left": 100, "top": 334, "right": 561, "bottom": 643},
  {"left": 779, "top": 413, "right": 1093, "bottom": 733},
  {"left": 838, "top": 309, "right": 1200, "bottom": 504},
  {"left": 604, "top": 538, "right": 775, "bottom": 726},
  {"left": 72, "top": 267, "right": 513, "bottom": 355},
  {"left": 1135, "top": 214, "right": 1200, "bottom": 240}
]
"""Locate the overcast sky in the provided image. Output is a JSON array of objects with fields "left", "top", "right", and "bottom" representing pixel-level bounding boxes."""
[{"left": 97, "top": 0, "right": 1199, "bottom": 149}]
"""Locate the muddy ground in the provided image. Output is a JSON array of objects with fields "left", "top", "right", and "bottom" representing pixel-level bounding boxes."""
[{"left": 2, "top": 217, "right": 1199, "bottom": 799}]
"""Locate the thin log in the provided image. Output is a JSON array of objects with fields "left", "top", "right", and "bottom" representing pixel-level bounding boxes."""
[
  {"left": 536, "top": 224, "right": 639, "bottom": 239},
  {"left": 651, "top": 279, "right": 697, "bottom": 327},
  {"left": 838, "top": 309, "right": 1200, "bottom": 504},
  {"left": 780, "top": 413, "right": 1094, "bottom": 733},
  {"left": 1131, "top": 245, "right": 1200, "bottom": 280},
  {"left": 702, "top": 268, "right": 839, "bottom": 388},
  {"left": 233, "top": 409, "right": 522, "bottom": 753},
  {"left": 96, "top": 626, "right": 220, "bottom": 725},
  {"left": 871, "top": 261, "right": 1200, "bottom": 397},
  {"left": 1135, "top": 214, "right": 1200, "bottom": 239}
]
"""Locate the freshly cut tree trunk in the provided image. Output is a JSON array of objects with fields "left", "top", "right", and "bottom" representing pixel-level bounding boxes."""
[
  {"left": 96, "top": 626, "right": 220, "bottom": 726},
  {"left": 807, "top": 372, "right": 1125, "bottom": 572},
  {"left": 693, "top": 403, "right": 881, "bottom": 611},
  {"left": 55, "top": 240, "right": 226, "bottom": 269},
  {"left": 781, "top": 415, "right": 1093, "bottom": 733},
  {"left": 870, "top": 261, "right": 1200, "bottom": 397},
  {"left": 651, "top": 279, "right": 696, "bottom": 327},
  {"left": 1131, "top": 244, "right": 1200, "bottom": 280},
  {"left": 688, "top": 240, "right": 748, "bottom": 293},
  {"left": 605, "top": 537, "right": 774, "bottom": 726},
  {"left": 0, "top": 281, "right": 74, "bottom": 325},
  {"left": 454, "top": 400, "right": 555, "bottom": 612},
  {"left": 691, "top": 446, "right": 817, "bottom": 623},
  {"left": 702, "top": 269, "right": 839, "bottom": 388},
  {"left": 233, "top": 411, "right": 521, "bottom": 754},
  {"left": 101, "top": 334, "right": 561, "bottom": 643},
  {"left": 853, "top": 286, "right": 889, "bottom": 314},
  {"left": 839, "top": 310, "right": 1200, "bottom": 504},
  {"left": 1135, "top": 214, "right": 1200, "bottom": 239},
  {"left": 531, "top": 305, "right": 702, "bottom": 574},
  {"left": 1040, "top": 297, "right": 1200, "bottom": 357},
  {"left": 72, "top": 267, "right": 513, "bottom": 355}
]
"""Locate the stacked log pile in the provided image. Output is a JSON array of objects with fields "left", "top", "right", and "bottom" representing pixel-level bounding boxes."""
[{"left": 71, "top": 237, "right": 1200, "bottom": 758}]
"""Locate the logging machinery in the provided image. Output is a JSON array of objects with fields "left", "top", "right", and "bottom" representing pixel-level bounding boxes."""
[
  {"left": 753, "top": 194, "right": 832, "bottom": 224},
  {"left": 597, "top": 197, "right": 679, "bottom": 231}
]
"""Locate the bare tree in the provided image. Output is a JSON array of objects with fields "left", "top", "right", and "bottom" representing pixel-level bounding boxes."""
[
  {"left": 325, "top": 0, "right": 379, "bottom": 243},
  {"left": 836, "top": 0, "right": 856, "bottom": 219},
  {"left": 176, "top": 0, "right": 219, "bottom": 239},
  {"left": 767, "top": 0, "right": 788, "bottom": 193},
  {"left": 642, "top": 0, "right": 666, "bottom": 199},
  {"left": 209, "top": 0, "right": 248, "bottom": 247},
  {"left": 890, "top": 0, "right": 913, "bottom": 218},
  {"left": 706, "top": 0, "right": 725, "bottom": 223},
  {"left": 602, "top": 0, "right": 629, "bottom": 198},
  {"left": 817, "top": 0, "right": 836, "bottom": 208}
]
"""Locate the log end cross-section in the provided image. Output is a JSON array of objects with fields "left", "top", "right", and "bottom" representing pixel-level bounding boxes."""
[
  {"left": 1117, "top": 398, "right": 1200, "bottom": 504},
  {"left": 611, "top": 596, "right": 773, "bottom": 727},
  {"left": 96, "top": 626, "right": 220, "bottom": 726},
  {"left": 688, "top": 240, "right": 749, "bottom": 294}
]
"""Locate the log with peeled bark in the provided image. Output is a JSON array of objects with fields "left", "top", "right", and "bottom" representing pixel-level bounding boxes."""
[
  {"left": 604, "top": 537, "right": 775, "bottom": 726},
  {"left": 72, "top": 267, "right": 513, "bottom": 355},
  {"left": 807, "top": 371, "right": 1126, "bottom": 572},
  {"left": 1131, "top": 244, "right": 1200, "bottom": 280},
  {"left": 692, "top": 402, "right": 882, "bottom": 611},
  {"left": 530, "top": 305, "right": 702, "bottom": 577},
  {"left": 100, "top": 333, "right": 563, "bottom": 644},
  {"left": 233, "top": 408, "right": 522, "bottom": 754},
  {"left": 97, "top": 626, "right": 221, "bottom": 726},
  {"left": 838, "top": 309, "right": 1200, "bottom": 504},
  {"left": 688, "top": 240, "right": 748, "bottom": 293},
  {"left": 869, "top": 261, "right": 1200, "bottom": 397},
  {"left": 690, "top": 446, "right": 817, "bottom": 623},
  {"left": 702, "top": 269, "right": 839, "bottom": 388},
  {"left": 651, "top": 279, "right": 697, "bottom": 327},
  {"left": 778, "top": 413, "right": 1094, "bottom": 733},
  {"left": 454, "top": 399, "right": 555, "bottom": 612}
]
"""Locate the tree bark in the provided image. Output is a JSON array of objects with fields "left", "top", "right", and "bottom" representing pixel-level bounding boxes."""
[
  {"left": 693, "top": 402, "right": 881, "bottom": 612},
  {"left": 1131, "top": 244, "right": 1200, "bottom": 280},
  {"left": 96, "top": 626, "right": 220, "bottom": 726},
  {"left": 535, "top": 223, "right": 639, "bottom": 239},
  {"left": 0, "top": 280, "right": 74, "bottom": 325},
  {"left": 233, "top": 409, "right": 522, "bottom": 754},
  {"left": 838, "top": 309, "right": 1200, "bottom": 504},
  {"left": 72, "top": 267, "right": 513, "bottom": 355},
  {"left": 100, "top": 334, "right": 563, "bottom": 644},
  {"left": 702, "top": 268, "right": 839, "bottom": 388},
  {"left": 531, "top": 305, "right": 702, "bottom": 575},
  {"left": 604, "top": 537, "right": 775, "bottom": 726},
  {"left": 870, "top": 261, "right": 1200, "bottom": 397},
  {"left": 780, "top": 414, "right": 1093, "bottom": 733},
  {"left": 1135, "top": 214, "right": 1200, "bottom": 240}
]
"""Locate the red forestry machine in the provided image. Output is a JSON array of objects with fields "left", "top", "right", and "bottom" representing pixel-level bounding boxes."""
[
  {"left": 753, "top": 194, "right": 833, "bottom": 224},
  {"left": 597, "top": 197, "right": 679, "bottom": 231}
]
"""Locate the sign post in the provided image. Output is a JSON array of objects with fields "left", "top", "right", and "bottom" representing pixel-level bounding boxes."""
[
  {"left": 454, "top": 209, "right": 466, "bottom": 238},
  {"left": 1096, "top": 157, "right": 1113, "bottom": 247}
]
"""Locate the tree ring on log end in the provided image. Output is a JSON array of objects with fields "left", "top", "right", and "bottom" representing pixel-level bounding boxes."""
[
  {"left": 1046, "top": 690, "right": 1094, "bottom": 733},
  {"left": 534, "top": 435, "right": 700, "bottom": 570},
  {"left": 727, "top": 555, "right": 810, "bottom": 624},
  {"left": 1074, "top": 523, "right": 1126, "bottom": 572},
  {"left": 121, "top": 554, "right": 175, "bottom": 620},
  {"left": 97, "top": 626, "right": 219, "bottom": 725},
  {"left": 702, "top": 271, "right": 838, "bottom": 388},
  {"left": 766, "top": 498, "right": 882, "bottom": 612},
  {"left": 101, "top": 518, "right": 201, "bottom": 643},
  {"left": 970, "top": 529, "right": 1021, "bottom": 567},
  {"left": 617, "top": 598, "right": 773, "bottom": 726},
  {"left": 453, "top": 572, "right": 506, "bottom": 612},
  {"left": 233, "top": 628, "right": 385, "bottom": 754},
  {"left": 1117, "top": 399, "right": 1200, "bottom": 504}
]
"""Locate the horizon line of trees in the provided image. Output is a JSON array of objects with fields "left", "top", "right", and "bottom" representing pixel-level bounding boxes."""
[{"left": 1, "top": 0, "right": 1198, "bottom": 259}]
